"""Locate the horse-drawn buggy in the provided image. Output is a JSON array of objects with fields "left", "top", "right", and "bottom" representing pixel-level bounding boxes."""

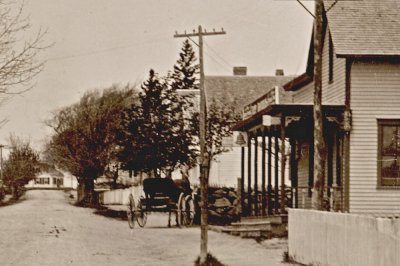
[{"left": 126, "top": 177, "right": 196, "bottom": 228}]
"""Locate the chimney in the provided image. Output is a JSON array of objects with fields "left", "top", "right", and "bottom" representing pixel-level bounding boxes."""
[
  {"left": 233, "top": 66, "right": 247, "bottom": 76},
  {"left": 275, "top": 69, "right": 284, "bottom": 76}
]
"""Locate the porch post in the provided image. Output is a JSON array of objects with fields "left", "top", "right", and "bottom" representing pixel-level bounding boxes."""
[
  {"left": 274, "top": 127, "right": 279, "bottom": 214},
  {"left": 241, "top": 145, "right": 245, "bottom": 215},
  {"left": 327, "top": 131, "right": 333, "bottom": 199},
  {"left": 308, "top": 137, "right": 314, "bottom": 198},
  {"left": 261, "top": 127, "right": 266, "bottom": 216},
  {"left": 267, "top": 129, "right": 273, "bottom": 215},
  {"left": 254, "top": 132, "right": 259, "bottom": 216},
  {"left": 247, "top": 132, "right": 252, "bottom": 216},
  {"left": 280, "top": 115, "right": 286, "bottom": 214},
  {"left": 290, "top": 139, "right": 298, "bottom": 208}
]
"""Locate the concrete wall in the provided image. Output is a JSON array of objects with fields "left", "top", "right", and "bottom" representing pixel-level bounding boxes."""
[{"left": 289, "top": 209, "right": 400, "bottom": 266}]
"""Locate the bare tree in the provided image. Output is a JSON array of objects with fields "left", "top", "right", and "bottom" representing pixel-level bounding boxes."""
[{"left": 0, "top": 1, "right": 48, "bottom": 96}]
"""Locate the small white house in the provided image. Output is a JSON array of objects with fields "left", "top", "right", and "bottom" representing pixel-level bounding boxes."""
[{"left": 26, "top": 170, "right": 78, "bottom": 189}]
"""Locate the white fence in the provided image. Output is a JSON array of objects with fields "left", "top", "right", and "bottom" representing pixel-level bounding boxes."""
[
  {"left": 289, "top": 209, "right": 400, "bottom": 266},
  {"left": 100, "top": 186, "right": 143, "bottom": 205}
]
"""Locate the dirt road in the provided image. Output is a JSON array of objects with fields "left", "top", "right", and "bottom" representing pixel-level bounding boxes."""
[{"left": 0, "top": 190, "right": 287, "bottom": 266}]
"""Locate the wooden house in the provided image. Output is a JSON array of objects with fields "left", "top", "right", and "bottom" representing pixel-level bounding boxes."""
[
  {"left": 233, "top": 0, "right": 400, "bottom": 216},
  {"left": 175, "top": 67, "right": 293, "bottom": 187}
]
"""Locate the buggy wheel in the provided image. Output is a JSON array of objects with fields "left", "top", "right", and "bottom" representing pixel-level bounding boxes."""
[
  {"left": 182, "top": 194, "right": 195, "bottom": 226},
  {"left": 127, "top": 194, "right": 135, "bottom": 229},
  {"left": 136, "top": 197, "right": 147, "bottom": 227}
]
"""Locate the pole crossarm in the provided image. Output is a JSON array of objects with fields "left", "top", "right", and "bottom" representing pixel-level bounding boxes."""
[{"left": 174, "top": 28, "right": 226, "bottom": 38}]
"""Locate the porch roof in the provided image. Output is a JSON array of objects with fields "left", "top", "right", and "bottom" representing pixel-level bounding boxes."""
[{"left": 232, "top": 103, "right": 345, "bottom": 132}]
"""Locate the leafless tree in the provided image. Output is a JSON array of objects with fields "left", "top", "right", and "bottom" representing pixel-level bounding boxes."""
[{"left": 0, "top": 1, "right": 48, "bottom": 96}]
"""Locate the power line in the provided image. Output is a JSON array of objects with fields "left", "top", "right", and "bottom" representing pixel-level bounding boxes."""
[
  {"left": 204, "top": 40, "right": 233, "bottom": 70},
  {"left": 47, "top": 37, "right": 165, "bottom": 62}
]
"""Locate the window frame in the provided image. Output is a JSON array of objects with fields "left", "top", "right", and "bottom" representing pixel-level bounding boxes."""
[
  {"left": 328, "top": 33, "right": 334, "bottom": 84},
  {"left": 377, "top": 119, "right": 400, "bottom": 188}
]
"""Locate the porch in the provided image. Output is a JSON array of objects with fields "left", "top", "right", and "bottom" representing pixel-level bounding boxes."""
[{"left": 233, "top": 103, "right": 348, "bottom": 217}]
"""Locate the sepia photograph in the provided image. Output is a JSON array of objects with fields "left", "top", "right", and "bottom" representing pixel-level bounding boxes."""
[{"left": 0, "top": 0, "right": 399, "bottom": 265}]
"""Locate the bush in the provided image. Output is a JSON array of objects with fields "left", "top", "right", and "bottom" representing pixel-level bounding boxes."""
[{"left": 194, "top": 253, "right": 225, "bottom": 266}]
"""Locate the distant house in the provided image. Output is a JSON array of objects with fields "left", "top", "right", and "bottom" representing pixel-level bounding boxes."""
[
  {"left": 234, "top": 0, "right": 400, "bottom": 216},
  {"left": 26, "top": 169, "right": 78, "bottom": 189},
  {"left": 175, "top": 67, "right": 293, "bottom": 187}
]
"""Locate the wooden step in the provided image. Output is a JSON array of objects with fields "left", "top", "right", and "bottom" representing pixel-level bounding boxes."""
[
  {"left": 221, "top": 227, "right": 272, "bottom": 238},
  {"left": 231, "top": 220, "right": 272, "bottom": 231},
  {"left": 241, "top": 214, "right": 288, "bottom": 225}
]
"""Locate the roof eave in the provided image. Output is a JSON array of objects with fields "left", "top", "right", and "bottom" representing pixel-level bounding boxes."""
[
  {"left": 283, "top": 73, "right": 313, "bottom": 92},
  {"left": 336, "top": 54, "right": 400, "bottom": 59}
]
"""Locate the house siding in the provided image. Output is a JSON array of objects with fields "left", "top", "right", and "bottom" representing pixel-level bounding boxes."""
[
  {"left": 292, "top": 28, "right": 346, "bottom": 105},
  {"left": 350, "top": 61, "right": 400, "bottom": 215},
  {"left": 292, "top": 82, "right": 314, "bottom": 104},
  {"left": 321, "top": 29, "right": 346, "bottom": 104}
]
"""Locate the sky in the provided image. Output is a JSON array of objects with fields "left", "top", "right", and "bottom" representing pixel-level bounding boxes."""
[{"left": 0, "top": 0, "right": 314, "bottom": 154}]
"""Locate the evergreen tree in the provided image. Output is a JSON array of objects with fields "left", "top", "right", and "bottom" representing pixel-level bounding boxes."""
[
  {"left": 118, "top": 70, "right": 197, "bottom": 177},
  {"left": 171, "top": 39, "right": 199, "bottom": 90}
]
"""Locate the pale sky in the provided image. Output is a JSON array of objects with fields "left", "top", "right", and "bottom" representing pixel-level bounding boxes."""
[{"left": 0, "top": 0, "right": 314, "bottom": 153}]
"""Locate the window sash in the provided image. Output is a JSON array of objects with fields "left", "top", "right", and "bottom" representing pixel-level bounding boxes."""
[{"left": 378, "top": 120, "right": 400, "bottom": 187}]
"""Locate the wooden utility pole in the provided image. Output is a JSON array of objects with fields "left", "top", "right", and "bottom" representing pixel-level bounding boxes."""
[
  {"left": 0, "top": 144, "right": 4, "bottom": 182},
  {"left": 313, "top": 0, "right": 326, "bottom": 210},
  {"left": 174, "top": 26, "right": 226, "bottom": 264}
]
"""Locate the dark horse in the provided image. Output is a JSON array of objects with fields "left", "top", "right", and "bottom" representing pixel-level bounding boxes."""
[{"left": 143, "top": 177, "right": 192, "bottom": 227}]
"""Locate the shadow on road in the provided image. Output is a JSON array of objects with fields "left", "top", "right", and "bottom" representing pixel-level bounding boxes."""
[{"left": 93, "top": 206, "right": 127, "bottom": 221}]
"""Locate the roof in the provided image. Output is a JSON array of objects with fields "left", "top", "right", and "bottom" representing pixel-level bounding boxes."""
[
  {"left": 204, "top": 75, "right": 293, "bottom": 112},
  {"left": 325, "top": 0, "right": 400, "bottom": 56}
]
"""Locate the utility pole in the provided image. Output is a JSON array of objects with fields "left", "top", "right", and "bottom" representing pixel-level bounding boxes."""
[
  {"left": 174, "top": 25, "right": 226, "bottom": 264},
  {"left": 0, "top": 144, "right": 3, "bottom": 182},
  {"left": 313, "top": 0, "right": 326, "bottom": 210}
]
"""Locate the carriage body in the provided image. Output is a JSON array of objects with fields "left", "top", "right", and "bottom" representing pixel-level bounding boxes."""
[{"left": 127, "top": 177, "right": 195, "bottom": 228}]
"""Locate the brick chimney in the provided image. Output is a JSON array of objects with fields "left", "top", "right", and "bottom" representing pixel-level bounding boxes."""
[
  {"left": 233, "top": 66, "right": 247, "bottom": 76},
  {"left": 275, "top": 69, "right": 284, "bottom": 76}
]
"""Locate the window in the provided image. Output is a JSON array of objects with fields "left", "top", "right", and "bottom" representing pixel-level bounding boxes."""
[
  {"left": 328, "top": 33, "right": 334, "bottom": 84},
  {"left": 378, "top": 120, "right": 400, "bottom": 187}
]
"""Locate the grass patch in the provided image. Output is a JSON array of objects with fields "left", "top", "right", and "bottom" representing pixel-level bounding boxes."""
[
  {"left": 282, "top": 251, "right": 310, "bottom": 265},
  {"left": 194, "top": 253, "right": 225, "bottom": 266},
  {"left": 0, "top": 195, "right": 26, "bottom": 207}
]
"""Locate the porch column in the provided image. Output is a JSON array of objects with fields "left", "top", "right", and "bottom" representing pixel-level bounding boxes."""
[
  {"left": 308, "top": 137, "right": 314, "bottom": 198},
  {"left": 280, "top": 115, "right": 286, "bottom": 214},
  {"left": 267, "top": 129, "right": 273, "bottom": 215},
  {"left": 274, "top": 127, "right": 279, "bottom": 214},
  {"left": 261, "top": 127, "right": 266, "bottom": 216},
  {"left": 290, "top": 139, "right": 298, "bottom": 208},
  {"left": 336, "top": 132, "right": 342, "bottom": 187},
  {"left": 247, "top": 133, "right": 252, "bottom": 216},
  {"left": 254, "top": 132, "right": 259, "bottom": 216},
  {"left": 241, "top": 145, "right": 245, "bottom": 215},
  {"left": 327, "top": 132, "right": 333, "bottom": 198}
]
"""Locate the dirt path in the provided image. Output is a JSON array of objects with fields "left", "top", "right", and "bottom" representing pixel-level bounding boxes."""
[{"left": 0, "top": 190, "right": 288, "bottom": 266}]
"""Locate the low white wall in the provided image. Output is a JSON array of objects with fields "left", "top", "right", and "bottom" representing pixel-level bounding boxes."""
[
  {"left": 100, "top": 186, "right": 143, "bottom": 205},
  {"left": 289, "top": 209, "right": 400, "bottom": 266}
]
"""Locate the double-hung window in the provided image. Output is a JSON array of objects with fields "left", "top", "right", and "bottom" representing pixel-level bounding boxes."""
[{"left": 378, "top": 119, "right": 400, "bottom": 187}]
